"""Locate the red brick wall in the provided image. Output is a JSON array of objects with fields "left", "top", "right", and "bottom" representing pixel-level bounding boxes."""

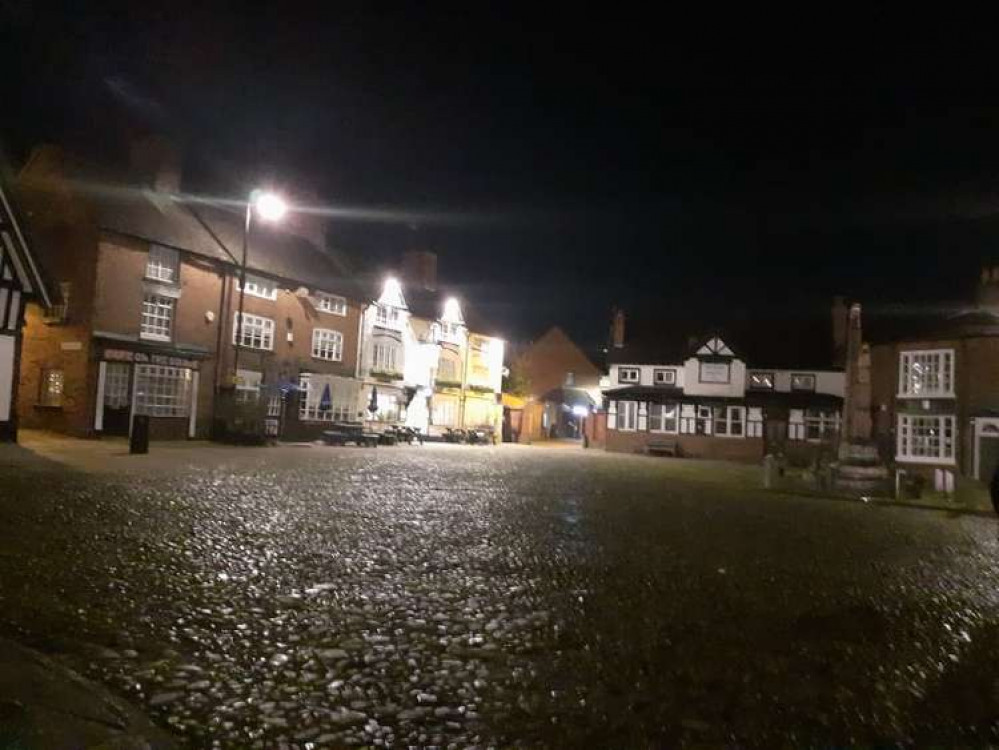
[
  {"left": 606, "top": 428, "right": 764, "bottom": 462},
  {"left": 514, "top": 327, "right": 602, "bottom": 398}
]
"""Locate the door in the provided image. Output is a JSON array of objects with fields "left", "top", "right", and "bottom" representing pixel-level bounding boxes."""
[
  {"left": 765, "top": 419, "right": 787, "bottom": 455},
  {"left": 103, "top": 362, "right": 132, "bottom": 436},
  {"left": 978, "top": 422, "right": 999, "bottom": 482}
]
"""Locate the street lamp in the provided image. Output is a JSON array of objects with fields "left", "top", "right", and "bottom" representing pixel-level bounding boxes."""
[{"left": 232, "top": 190, "right": 287, "bottom": 385}]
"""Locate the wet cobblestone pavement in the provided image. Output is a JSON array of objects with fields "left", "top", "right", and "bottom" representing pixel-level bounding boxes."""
[{"left": 4, "top": 444, "right": 999, "bottom": 747}]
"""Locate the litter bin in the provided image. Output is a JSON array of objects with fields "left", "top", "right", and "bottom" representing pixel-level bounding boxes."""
[{"left": 130, "top": 414, "right": 150, "bottom": 454}]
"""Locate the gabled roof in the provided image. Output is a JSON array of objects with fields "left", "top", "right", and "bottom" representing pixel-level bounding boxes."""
[{"left": 0, "top": 177, "right": 52, "bottom": 306}]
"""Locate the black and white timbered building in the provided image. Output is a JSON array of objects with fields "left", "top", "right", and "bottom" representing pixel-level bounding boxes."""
[{"left": 0, "top": 178, "right": 52, "bottom": 440}]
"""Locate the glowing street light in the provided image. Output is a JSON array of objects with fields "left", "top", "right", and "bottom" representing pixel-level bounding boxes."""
[{"left": 233, "top": 189, "right": 288, "bottom": 385}]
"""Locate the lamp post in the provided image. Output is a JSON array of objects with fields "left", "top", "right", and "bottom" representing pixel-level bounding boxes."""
[{"left": 232, "top": 190, "right": 287, "bottom": 386}]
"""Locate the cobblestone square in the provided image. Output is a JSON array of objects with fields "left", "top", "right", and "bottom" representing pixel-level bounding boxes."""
[{"left": 3, "top": 439, "right": 999, "bottom": 747}]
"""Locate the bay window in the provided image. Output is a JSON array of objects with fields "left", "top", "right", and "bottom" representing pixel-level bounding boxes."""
[
  {"left": 375, "top": 305, "right": 401, "bottom": 328},
  {"left": 372, "top": 342, "right": 400, "bottom": 374},
  {"left": 897, "top": 414, "right": 955, "bottom": 463},
  {"left": 898, "top": 350, "right": 954, "bottom": 398}
]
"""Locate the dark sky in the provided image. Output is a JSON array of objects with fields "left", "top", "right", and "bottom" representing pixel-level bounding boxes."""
[{"left": 2, "top": 6, "right": 998, "bottom": 349}]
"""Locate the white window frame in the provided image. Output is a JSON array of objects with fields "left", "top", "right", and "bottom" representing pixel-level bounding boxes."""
[
  {"left": 713, "top": 405, "right": 745, "bottom": 438},
  {"left": 748, "top": 371, "right": 774, "bottom": 390},
  {"left": 140, "top": 293, "right": 174, "bottom": 341},
  {"left": 133, "top": 364, "right": 192, "bottom": 418},
  {"left": 316, "top": 292, "right": 347, "bottom": 316},
  {"left": 375, "top": 305, "right": 402, "bottom": 329},
  {"left": 618, "top": 367, "right": 640, "bottom": 384},
  {"left": 298, "top": 374, "right": 353, "bottom": 422},
  {"left": 648, "top": 402, "right": 679, "bottom": 434},
  {"left": 805, "top": 409, "right": 841, "bottom": 442},
  {"left": 653, "top": 369, "right": 676, "bottom": 386},
  {"left": 619, "top": 401, "right": 638, "bottom": 431},
  {"left": 233, "top": 312, "right": 275, "bottom": 350},
  {"left": 235, "top": 369, "right": 262, "bottom": 404},
  {"left": 437, "top": 354, "right": 461, "bottom": 383},
  {"left": 103, "top": 362, "right": 131, "bottom": 408},
  {"left": 790, "top": 373, "right": 816, "bottom": 392},
  {"left": 898, "top": 349, "right": 955, "bottom": 398},
  {"left": 695, "top": 405, "right": 713, "bottom": 435},
  {"left": 372, "top": 342, "right": 400, "bottom": 374},
  {"left": 897, "top": 414, "right": 956, "bottom": 464},
  {"left": 146, "top": 245, "right": 179, "bottom": 284},
  {"left": 439, "top": 320, "right": 462, "bottom": 343},
  {"left": 239, "top": 273, "right": 278, "bottom": 301},
  {"left": 311, "top": 328, "right": 344, "bottom": 362}
]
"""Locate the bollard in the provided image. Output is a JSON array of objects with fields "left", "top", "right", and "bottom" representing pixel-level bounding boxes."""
[
  {"left": 130, "top": 414, "right": 150, "bottom": 455},
  {"left": 763, "top": 454, "right": 775, "bottom": 489}
]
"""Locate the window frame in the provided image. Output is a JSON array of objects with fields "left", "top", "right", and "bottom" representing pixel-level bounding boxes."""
[
  {"left": 790, "top": 373, "right": 816, "bottom": 392},
  {"left": 239, "top": 273, "right": 279, "bottom": 301},
  {"left": 372, "top": 342, "right": 400, "bottom": 374},
  {"left": 748, "top": 371, "right": 775, "bottom": 390},
  {"left": 375, "top": 304, "right": 402, "bottom": 329},
  {"left": 896, "top": 414, "right": 956, "bottom": 464},
  {"left": 618, "top": 367, "right": 640, "bottom": 384},
  {"left": 311, "top": 328, "right": 344, "bottom": 362},
  {"left": 145, "top": 245, "right": 179, "bottom": 284},
  {"left": 618, "top": 400, "right": 638, "bottom": 431},
  {"left": 140, "top": 293, "right": 175, "bottom": 341},
  {"left": 804, "top": 408, "right": 840, "bottom": 442},
  {"left": 712, "top": 405, "right": 745, "bottom": 437},
  {"left": 897, "top": 349, "right": 955, "bottom": 399},
  {"left": 316, "top": 292, "right": 347, "bottom": 316},
  {"left": 298, "top": 373, "right": 354, "bottom": 422},
  {"left": 648, "top": 402, "right": 679, "bottom": 434},
  {"left": 233, "top": 312, "right": 275, "bottom": 350},
  {"left": 653, "top": 368, "right": 676, "bottom": 386},
  {"left": 133, "top": 364, "right": 192, "bottom": 418}
]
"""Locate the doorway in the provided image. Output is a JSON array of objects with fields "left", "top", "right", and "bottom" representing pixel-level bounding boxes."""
[
  {"left": 976, "top": 418, "right": 999, "bottom": 482},
  {"left": 102, "top": 362, "right": 132, "bottom": 436}
]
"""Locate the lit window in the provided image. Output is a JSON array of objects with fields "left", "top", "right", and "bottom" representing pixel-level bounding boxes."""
[
  {"left": 233, "top": 312, "right": 275, "bottom": 350},
  {"left": 134, "top": 365, "right": 192, "bottom": 417},
  {"left": 653, "top": 369, "right": 676, "bottom": 386},
  {"left": 713, "top": 406, "right": 745, "bottom": 437},
  {"left": 298, "top": 374, "right": 353, "bottom": 422},
  {"left": 618, "top": 367, "right": 639, "bottom": 384},
  {"left": 375, "top": 305, "right": 401, "bottom": 328},
  {"left": 805, "top": 409, "right": 840, "bottom": 441},
  {"left": 311, "top": 328, "right": 343, "bottom": 361},
  {"left": 649, "top": 402, "right": 678, "bottom": 433},
  {"left": 790, "top": 373, "right": 816, "bottom": 392},
  {"left": 39, "top": 368, "right": 64, "bottom": 407},
  {"left": 240, "top": 274, "right": 278, "bottom": 300},
  {"left": 146, "top": 245, "right": 179, "bottom": 283},
  {"left": 897, "top": 414, "right": 955, "bottom": 463},
  {"left": 103, "top": 362, "right": 130, "bottom": 408},
  {"left": 749, "top": 371, "right": 774, "bottom": 390},
  {"left": 316, "top": 292, "right": 347, "bottom": 316},
  {"left": 372, "top": 342, "right": 400, "bottom": 374},
  {"left": 140, "top": 294, "right": 174, "bottom": 341},
  {"left": 898, "top": 350, "right": 955, "bottom": 398}
]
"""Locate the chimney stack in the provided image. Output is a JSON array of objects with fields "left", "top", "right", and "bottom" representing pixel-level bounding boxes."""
[
  {"left": 401, "top": 251, "right": 438, "bottom": 292},
  {"left": 977, "top": 264, "right": 999, "bottom": 309},
  {"left": 610, "top": 307, "right": 626, "bottom": 348}
]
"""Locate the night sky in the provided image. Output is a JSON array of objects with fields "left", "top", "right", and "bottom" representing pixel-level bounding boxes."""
[{"left": 2, "top": 7, "right": 998, "bottom": 350}]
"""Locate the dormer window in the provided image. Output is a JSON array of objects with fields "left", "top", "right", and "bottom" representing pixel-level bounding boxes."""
[
  {"left": 618, "top": 367, "right": 639, "bottom": 384},
  {"left": 440, "top": 320, "right": 462, "bottom": 342}
]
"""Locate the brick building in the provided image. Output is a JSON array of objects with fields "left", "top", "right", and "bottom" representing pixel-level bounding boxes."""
[
  {"left": 505, "top": 326, "right": 602, "bottom": 443},
  {"left": 868, "top": 268, "right": 999, "bottom": 486},
  {"left": 14, "top": 144, "right": 363, "bottom": 441}
]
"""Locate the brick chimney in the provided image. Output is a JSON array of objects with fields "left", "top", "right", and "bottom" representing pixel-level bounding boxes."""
[
  {"left": 831, "top": 295, "right": 849, "bottom": 367},
  {"left": 128, "top": 134, "right": 182, "bottom": 193},
  {"left": 401, "top": 251, "right": 437, "bottom": 291},
  {"left": 610, "top": 307, "right": 626, "bottom": 348}
]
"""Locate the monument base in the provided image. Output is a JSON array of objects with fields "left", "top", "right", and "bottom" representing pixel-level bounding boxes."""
[{"left": 835, "top": 442, "right": 890, "bottom": 495}]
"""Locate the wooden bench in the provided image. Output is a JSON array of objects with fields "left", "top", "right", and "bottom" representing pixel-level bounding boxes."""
[{"left": 645, "top": 438, "right": 679, "bottom": 457}]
